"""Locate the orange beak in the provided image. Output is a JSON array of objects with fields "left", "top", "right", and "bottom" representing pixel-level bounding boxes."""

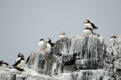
[{"left": 45, "top": 40, "right": 48, "bottom": 43}]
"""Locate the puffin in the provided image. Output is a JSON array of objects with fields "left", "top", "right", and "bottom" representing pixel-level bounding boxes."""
[
  {"left": 0, "top": 60, "right": 9, "bottom": 66},
  {"left": 12, "top": 53, "right": 25, "bottom": 71},
  {"left": 110, "top": 33, "right": 117, "bottom": 41},
  {"left": 38, "top": 39, "right": 47, "bottom": 53},
  {"left": 45, "top": 38, "right": 55, "bottom": 52},
  {"left": 59, "top": 32, "right": 68, "bottom": 39},
  {"left": 84, "top": 26, "right": 93, "bottom": 36},
  {"left": 83, "top": 20, "right": 98, "bottom": 31},
  {"left": 13, "top": 53, "right": 25, "bottom": 67}
]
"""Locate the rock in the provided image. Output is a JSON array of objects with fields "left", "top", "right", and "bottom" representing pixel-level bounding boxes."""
[
  {"left": 107, "top": 35, "right": 121, "bottom": 78},
  {"left": 1, "top": 34, "right": 121, "bottom": 80}
]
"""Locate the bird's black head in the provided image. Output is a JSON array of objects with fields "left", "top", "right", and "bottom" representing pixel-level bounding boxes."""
[
  {"left": 48, "top": 38, "right": 51, "bottom": 43},
  {"left": 40, "top": 39, "right": 44, "bottom": 41},
  {"left": 18, "top": 53, "right": 24, "bottom": 58},
  {"left": 46, "top": 38, "right": 51, "bottom": 43},
  {"left": 0, "top": 60, "right": 4, "bottom": 64},
  {"left": 18, "top": 53, "right": 22, "bottom": 57},
  {"left": 0, "top": 60, "right": 3, "bottom": 64},
  {"left": 83, "top": 19, "right": 90, "bottom": 24}
]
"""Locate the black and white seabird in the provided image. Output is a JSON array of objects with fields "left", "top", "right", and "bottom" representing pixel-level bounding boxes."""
[
  {"left": 83, "top": 20, "right": 98, "bottom": 31},
  {"left": 110, "top": 33, "right": 117, "bottom": 41},
  {"left": 13, "top": 53, "right": 25, "bottom": 67},
  {"left": 45, "top": 38, "right": 55, "bottom": 52},
  {"left": 84, "top": 26, "right": 93, "bottom": 36},
  {"left": 59, "top": 32, "right": 68, "bottom": 39},
  {"left": 38, "top": 39, "right": 47, "bottom": 53},
  {"left": 11, "top": 53, "right": 25, "bottom": 71},
  {"left": 0, "top": 60, "right": 9, "bottom": 66}
]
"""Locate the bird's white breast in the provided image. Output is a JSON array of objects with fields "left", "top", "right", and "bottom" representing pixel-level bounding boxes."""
[
  {"left": 59, "top": 35, "right": 67, "bottom": 39},
  {"left": 84, "top": 29, "right": 92, "bottom": 36},
  {"left": 109, "top": 38, "right": 116, "bottom": 42},
  {"left": 38, "top": 41, "right": 47, "bottom": 48},
  {"left": 85, "top": 23, "right": 93, "bottom": 30},
  {"left": 46, "top": 43, "right": 51, "bottom": 52},
  {"left": 18, "top": 60, "right": 25, "bottom": 66},
  {"left": 16, "top": 57, "right": 25, "bottom": 67},
  {"left": 47, "top": 43, "right": 51, "bottom": 49}
]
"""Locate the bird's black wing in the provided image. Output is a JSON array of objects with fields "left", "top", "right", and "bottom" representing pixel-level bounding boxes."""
[
  {"left": 4, "top": 62, "right": 9, "bottom": 66},
  {"left": 26, "top": 56, "right": 30, "bottom": 64},
  {"left": 13, "top": 58, "right": 21, "bottom": 66},
  {"left": 91, "top": 23, "right": 98, "bottom": 29},
  {"left": 51, "top": 43, "right": 55, "bottom": 47}
]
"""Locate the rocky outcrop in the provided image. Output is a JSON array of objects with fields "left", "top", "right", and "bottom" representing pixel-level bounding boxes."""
[
  {"left": 106, "top": 35, "right": 121, "bottom": 79},
  {"left": 0, "top": 34, "right": 121, "bottom": 80}
]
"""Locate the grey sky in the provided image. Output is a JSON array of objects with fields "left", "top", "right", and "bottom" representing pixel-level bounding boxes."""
[{"left": 0, "top": 0, "right": 121, "bottom": 64}]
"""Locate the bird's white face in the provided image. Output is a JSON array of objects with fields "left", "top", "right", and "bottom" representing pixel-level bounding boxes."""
[
  {"left": 45, "top": 40, "right": 49, "bottom": 43},
  {"left": 83, "top": 20, "right": 89, "bottom": 24}
]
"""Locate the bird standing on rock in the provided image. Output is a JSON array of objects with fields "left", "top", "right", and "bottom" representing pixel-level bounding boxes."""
[
  {"left": 0, "top": 60, "right": 9, "bottom": 66},
  {"left": 13, "top": 53, "right": 25, "bottom": 67},
  {"left": 38, "top": 39, "right": 47, "bottom": 53},
  {"left": 84, "top": 26, "right": 93, "bottom": 36},
  {"left": 59, "top": 32, "right": 68, "bottom": 39},
  {"left": 45, "top": 38, "right": 55, "bottom": 52},
  {"left": 83, "top": 20, "right": 98, "bottom": 31},
  {"left": 11, "top": 53, "right": 25, "bottom": 71},
  {"left": 110, "top": 33, "right": 117, "bottom": 42}
]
